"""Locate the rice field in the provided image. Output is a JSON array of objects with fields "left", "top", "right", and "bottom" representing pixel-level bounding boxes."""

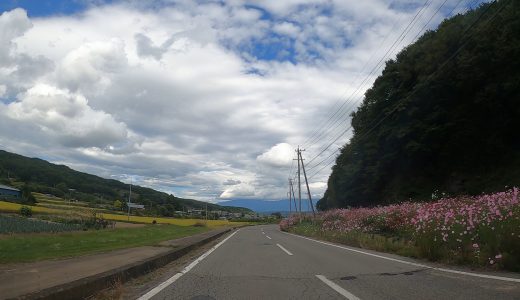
[
  {"left": 0, "top": 201, "right": 60, "bottom": 214},
  {"left": 0, "top": 201, "right": 247, "bottom": 228},
  {"left": 99, "top": 213, "right": 236, "bottom": 227}
]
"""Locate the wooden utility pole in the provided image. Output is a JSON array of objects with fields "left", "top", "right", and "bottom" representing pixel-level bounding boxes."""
[
  {"left": 289, "top": 178, "right": 297, "bottom": 215},
  {"left": 127, "top": 179, "right": 132, "bottom": 221},
  {"left": 287, "top": 191, "right": 291, "bottom": 215},
  {"left": 296, "top": 147, "right": 302, "bottom": 220},
  {"left": 299, "top": 149, "right": 315, "bottom": 217}
]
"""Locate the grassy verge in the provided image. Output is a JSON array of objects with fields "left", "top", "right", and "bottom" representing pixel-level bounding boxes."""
[
  {"left": 0, "top": 224, "right": 209, "bottom": 263},
  {"left": 288, "top": 221, "right": 418, "bottom": 258}
]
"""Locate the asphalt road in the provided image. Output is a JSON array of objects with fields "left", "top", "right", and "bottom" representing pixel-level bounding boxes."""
[{"left": 137, "top": 225, "right": 520, "bottom": 300}]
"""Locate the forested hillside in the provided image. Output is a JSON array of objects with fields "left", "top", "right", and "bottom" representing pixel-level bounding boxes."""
[
  {"left": 318, "top": 0, "right": 520, "bottom": 210},
  {"left": 0, "top": 150, "right": 251, "bottom": 215}
]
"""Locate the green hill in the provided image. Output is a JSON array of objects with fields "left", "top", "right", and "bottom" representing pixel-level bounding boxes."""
[
  {"left": 0, "top": 149, "right": 252, "bottom": 215},
  {"left": 318, "top": 0, "right": 520, "bottom": 210}
]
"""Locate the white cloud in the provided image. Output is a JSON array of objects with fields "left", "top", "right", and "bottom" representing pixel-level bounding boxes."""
[
  {"left": 0, "top": 8, "right": 32, "bottom": 64},
  {"left": 0, "top": 0, "right": 471, "bottom": 203},
  {"left": 272, "top": 21, "right": 300, "bottom": 37},
  {"left": 56, "top": 39, "right": 128, "bottom": 94},
  {"left": 257, "top": 143, "right": 294, "bottom": 167},
  {"left": 220, "top": 184, "right": 256, "bottom": 199},
  {"left": 5, "top": 84, "right": 128, "bottom": 148}
]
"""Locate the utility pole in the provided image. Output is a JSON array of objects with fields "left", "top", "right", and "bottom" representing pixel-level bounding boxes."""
[
  {"left": 296, "top": 147, "right": 302, "bottom": 221},
  {"left": 127, "top": 178, "right": 132, "bottom": 221},
  {"left": 289, "top": 178, "right": 297, "bottom": 215},
  {"left": 299, "top": 149, "right": 315, "bottom": 217},
  {"left": 287, "top": 191, "right": 291, "bottom": 215}
]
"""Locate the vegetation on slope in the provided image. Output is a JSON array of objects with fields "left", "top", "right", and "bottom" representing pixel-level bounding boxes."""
[
  {"left": 318, "top": 0, "right": 520, "bottom": 209},
  {"left": 0, "top": 150, "right": 252, "bottom": 216}
]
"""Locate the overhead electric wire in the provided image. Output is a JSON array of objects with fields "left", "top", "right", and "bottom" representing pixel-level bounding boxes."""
[
  {"left": 303, "top": 0, "right": 438, "bottom": 167},
  {"left": 302, "top": 0, "right": 435, "bottom": 155},
  {"left": 306, "top": 0, "right": 508, "bottom": 181},
  {"left": 300, "top": 10, "right": 409, "bottom": 148},
  {"left": 304, "top": 0, "right": 478, "bottom": 170}
]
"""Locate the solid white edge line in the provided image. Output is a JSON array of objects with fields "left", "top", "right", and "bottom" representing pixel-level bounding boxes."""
[
  {"left": 276, "top": 243, "right": 293, "bottom": 256},
  {"left": 266, "top": 235, "right": 272, "bottom": 240},
  {"left": 284, "top": 231, "right": 520, "bottom": 283},
  {"left": 137, "top": 229, "right": 240, "bottom": 300},
  {"left": 316, "top": 275, "right": 361, "bottom": 300}
]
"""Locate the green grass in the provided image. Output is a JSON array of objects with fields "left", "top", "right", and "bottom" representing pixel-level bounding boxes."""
[
  {"left": 0, "top": 224, "right": 209, "bottom": 263},
  {"left": 289, "top": 221, "right": 418, "bottom": 258}
]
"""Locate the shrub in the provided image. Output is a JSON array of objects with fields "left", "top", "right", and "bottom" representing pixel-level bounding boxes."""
[
  {"left": 19, "top": 205, "right": 32, "bottom": 217},
  {"left": 193, "top": 221, "right": 207, "bottom": 227}
]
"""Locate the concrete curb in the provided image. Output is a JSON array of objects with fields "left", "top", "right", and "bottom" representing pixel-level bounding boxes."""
[{"left": 13, "top": 228, "right": 233, "bottom": 300}]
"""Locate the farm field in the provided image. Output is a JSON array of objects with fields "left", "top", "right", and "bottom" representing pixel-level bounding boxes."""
[
  {"left": 0, "top": 198, "right": 247, "bottom": 228},
  {"left": 0, "top": 214, "right": 80, "bottom": 234},
  {"left": 0, "top": 224, "right": 209, "bottom": 263},
  {"left": 0, "top": 193, "right": 250, "bottom": 263}
]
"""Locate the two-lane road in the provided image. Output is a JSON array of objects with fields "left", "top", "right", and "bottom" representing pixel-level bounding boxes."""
[{"left": 138, "top": 225, "right": 520, "bottom": 300}]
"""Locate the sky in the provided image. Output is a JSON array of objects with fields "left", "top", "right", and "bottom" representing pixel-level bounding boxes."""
[{"left": 0, "top": 0, "right": 488, "bottom": 206}]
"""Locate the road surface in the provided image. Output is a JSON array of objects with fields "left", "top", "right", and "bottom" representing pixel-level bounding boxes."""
[{"left": 137, "top": 225, "right": 520, "bottom": 300}]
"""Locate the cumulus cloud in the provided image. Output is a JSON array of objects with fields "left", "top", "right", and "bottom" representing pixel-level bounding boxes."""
[
  {"left": 220, "top": 184, "right": 256, "bottom": 199},
  {"left": 257, "top": 143, "right": 294, "bottom": 167},
  {"left": 0, "top": 8, "right": 31, "bottom": 64},
  {"left": 5, "top": 84, "right": 128, "bottom": 148},
  {"left": 57, "top": 39, "right": 127, "bottom": 93}
]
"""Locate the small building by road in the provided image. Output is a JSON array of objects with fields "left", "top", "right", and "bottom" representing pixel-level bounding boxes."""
[{"left": 0, "top": 184, "right": 21, "bottom": 198}]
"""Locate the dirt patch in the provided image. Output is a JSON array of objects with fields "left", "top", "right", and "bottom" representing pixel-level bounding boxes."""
[{"left": 114, "top": 222, "right": 146, "bottom": 228}]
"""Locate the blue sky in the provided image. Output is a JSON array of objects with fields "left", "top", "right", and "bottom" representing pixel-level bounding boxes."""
[
  {"left": 0, "top": 0, "right": 90, "bottom": 17},
  {"left": 0, "top": 0, "right": 491, "bottom": 204}
]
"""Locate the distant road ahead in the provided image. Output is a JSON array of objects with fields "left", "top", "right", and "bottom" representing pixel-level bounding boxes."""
[{"left": 138, "top": 225, "right": 520, "bottom": 300}]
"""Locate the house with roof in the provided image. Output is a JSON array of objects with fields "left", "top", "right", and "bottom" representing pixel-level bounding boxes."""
[{"left": 0, "top": 184, "right": 21, "bottom": 199}]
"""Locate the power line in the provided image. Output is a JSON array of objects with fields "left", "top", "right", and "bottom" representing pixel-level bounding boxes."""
[
  {"left": 306, "top": 0, "right": 508, "bottom": 181},
  {"left": 303, "top": 0, "right": 482, "bottom": 171},
  {"left": 302, "top": 0, "right": 436, "bottom": 156}
]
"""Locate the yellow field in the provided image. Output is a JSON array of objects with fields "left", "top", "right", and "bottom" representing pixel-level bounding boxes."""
[
  {"left": 0, "top": 201, "right": 61, "bottom": 214},
  {"left": 98, "top": 213, "right": 236, "bottom": 227},
  {"left": 0, "top": 201, "right": 248, "bottom": 228}
]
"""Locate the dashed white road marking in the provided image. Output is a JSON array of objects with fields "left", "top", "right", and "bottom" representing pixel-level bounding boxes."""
[
  {"left": 276, "top": 243, "right": 293, "bottom": 256},
  {"left": 266, "top": 235, "right": 272, "bottom": 240},
  {"left": 316, "top": 275, "right": 361, "bottom": 300},
  {"left": 137, "top": 229, "right": 240, "bottom": 300}
]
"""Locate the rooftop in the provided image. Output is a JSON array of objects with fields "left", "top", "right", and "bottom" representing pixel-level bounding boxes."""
[{"left": 0, "top": 184, "right": 20, "bottom": 192}]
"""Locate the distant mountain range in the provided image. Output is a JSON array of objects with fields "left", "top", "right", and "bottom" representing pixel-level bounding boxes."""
[{"left": 220, "top": 199, "right": 315, "bottom": 213}]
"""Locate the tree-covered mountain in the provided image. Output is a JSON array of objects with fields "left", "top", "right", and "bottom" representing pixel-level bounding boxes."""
[
  {"left": 318, "top": 0, "right": 520, "bottom": 210},
  {"left": 0, "top": 149, "right": 252, "bottom": 215}
]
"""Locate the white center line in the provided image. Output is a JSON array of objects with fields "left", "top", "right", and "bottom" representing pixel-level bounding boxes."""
[
  {"left": 265, "top": 235, "right": 272, "bottom": 239},
  {"left": 316, "top": 275, "right": 361, "bottom": 300},
  {"left": 276, "top": 243, "right": 293, "bottom": 256},
  {"left": 137, "top": 229, "right": 240, "bottom": 300}
]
